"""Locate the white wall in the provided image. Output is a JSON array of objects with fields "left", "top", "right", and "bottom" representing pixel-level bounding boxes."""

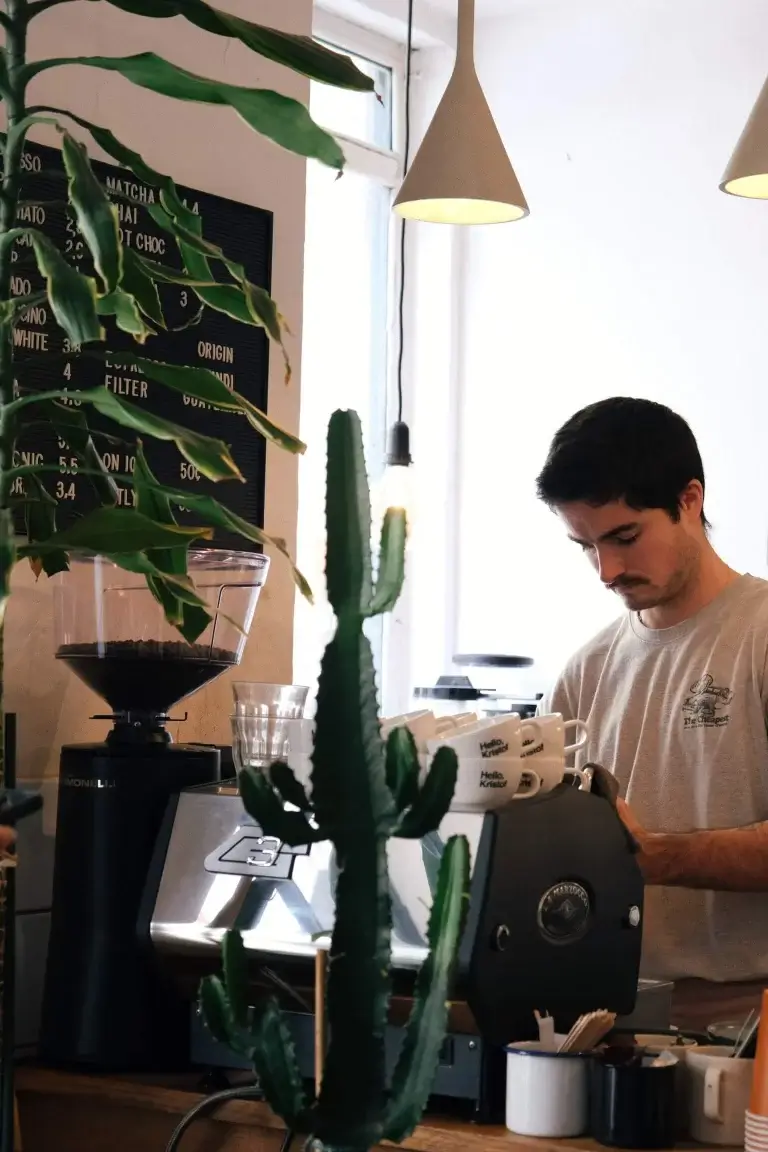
[
  {"left": 4, "top": 0, "right": 311, "bottom": 791},
  {"left": 450, "top": 0, "right": 768, "bottom": 692}
]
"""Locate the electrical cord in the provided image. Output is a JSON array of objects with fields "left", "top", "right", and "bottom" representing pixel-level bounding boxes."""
[
  {"left": 164, "top": 1082, "right": 293, "bottom": 1152},
  {"left": 396, "top": 0, "right": 415, "bottom": 424}
]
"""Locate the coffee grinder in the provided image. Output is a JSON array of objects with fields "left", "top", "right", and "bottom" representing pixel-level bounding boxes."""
[{"left": 39, "top": 549, "right": 269, "bottom": 1070}]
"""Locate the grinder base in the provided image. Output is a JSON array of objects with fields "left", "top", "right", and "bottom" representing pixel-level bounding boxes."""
[{"left": 40, "top": 740, "right": 220, "bottom": 1071}]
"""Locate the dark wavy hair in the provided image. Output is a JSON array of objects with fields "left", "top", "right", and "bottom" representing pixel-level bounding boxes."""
[{"left": 536, "top": 397, "right": 710, "bottom": 528}]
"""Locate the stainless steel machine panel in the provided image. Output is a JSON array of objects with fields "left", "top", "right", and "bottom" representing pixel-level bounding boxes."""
[{"left": 151, "top": 784, "right": 485, "bottom": 969}]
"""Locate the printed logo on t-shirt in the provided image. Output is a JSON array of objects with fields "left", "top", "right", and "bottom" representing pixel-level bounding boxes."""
[{"left": 682, "top": 673, "right": 733, "bottom": 729}]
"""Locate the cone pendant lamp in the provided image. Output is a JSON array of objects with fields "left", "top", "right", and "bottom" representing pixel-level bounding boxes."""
[
  {"left": 393, "top": 0, "right": 528, "bottom": 224},
  {"left": 721, "top": 75, "right": 768, "bottom": 198}
]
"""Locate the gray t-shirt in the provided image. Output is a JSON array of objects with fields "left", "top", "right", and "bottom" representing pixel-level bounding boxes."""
[{"left": 541, "top": 574, "right": 768, "bottom": 983}]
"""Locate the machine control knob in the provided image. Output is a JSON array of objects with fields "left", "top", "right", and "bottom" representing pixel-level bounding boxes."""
[
  {"left": 492, "top": 924, "right": 510, "bottom": 952},
  {"left": 628, "top": 905, "right": 641, "bottom": 928}
]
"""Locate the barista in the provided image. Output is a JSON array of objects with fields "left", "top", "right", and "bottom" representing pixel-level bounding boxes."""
[{"left": 537, "top": 397, "right": 768, "bottom": 1031}]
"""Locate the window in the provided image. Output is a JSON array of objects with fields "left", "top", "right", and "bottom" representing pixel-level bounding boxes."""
[{"left": 293, "top": 25, "right": 403, "bottom": 703}]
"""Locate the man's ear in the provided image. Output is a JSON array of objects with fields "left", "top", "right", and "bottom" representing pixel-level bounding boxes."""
[{"left": 679, "top": 480, "right": 704, "bottom": 521}]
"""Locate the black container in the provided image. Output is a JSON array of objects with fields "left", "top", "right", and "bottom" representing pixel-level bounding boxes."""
[
  {"left": 40, "top": 739, "right": 219, "bottom": 1070},
  {"left": 590, "top": 1051, "right": 678, "bottom": 1149}
]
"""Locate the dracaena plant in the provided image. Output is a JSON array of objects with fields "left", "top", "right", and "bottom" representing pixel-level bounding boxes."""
[{"left": 0, "top": 0, "right": 375, "bottom": 748}]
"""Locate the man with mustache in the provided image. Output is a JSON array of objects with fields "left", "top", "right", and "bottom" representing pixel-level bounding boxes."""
[{"left": 537, "top": 397, "right": 768, "bottom": 1030}]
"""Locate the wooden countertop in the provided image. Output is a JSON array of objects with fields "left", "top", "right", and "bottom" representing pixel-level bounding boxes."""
[{"left": 14, "top": 1067, "right": 716, "bottom": 1152}]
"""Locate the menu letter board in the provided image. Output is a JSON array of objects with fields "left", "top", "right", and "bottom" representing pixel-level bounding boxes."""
[{"left": 7, "top": 141, "right": 273, "bottom": 550}]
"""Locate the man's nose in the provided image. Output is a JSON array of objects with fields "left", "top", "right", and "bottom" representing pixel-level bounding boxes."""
[{"left": 596, "top": 548, "right": 625, "bottom": 586}]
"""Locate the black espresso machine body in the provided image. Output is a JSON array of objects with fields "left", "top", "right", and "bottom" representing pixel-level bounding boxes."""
[{"left": 147, "top": 779, "right": 649, "bottom": 1115}]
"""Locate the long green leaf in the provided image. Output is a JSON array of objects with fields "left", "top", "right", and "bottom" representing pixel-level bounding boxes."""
[
  {"left": 146, "top": 199, "right": 291, "bottom": 380},
  {"left": 97, "top": 0, "right": 375, "bottom": 91},
  {"left": 0, "top": 291, "right": 47, "bottom": 324},
  {"left": 94, "top": 353, "right": 304, "bottom": 455},
  {"left": 17, "top": 506, "right": 209, "bottom": 554},
  {"left": 39, "top": 399, "right": 119, "bottom": 506},
  {"left": 383, "top": 835, "right": 471, "bottom": 1143},
  {"left": 95, "top": 548, "right": 213, "bottom": 612},
  {"left": 119, "top": 247, "right": 166, "bottom": 328},
  {"left": 0, "top": 511, "right": 14, "bottom": 627},
  {"left": 97, "top": 287, "right": 153, "bottom": 342},
  {"left": 143, "top": 480, "right": 312, "bottom": 602},
  {"left": 369, "top": 508, "right": 406, "bottom": 617},
  {"left": 26, "top": 108, "right": 290, "bottom": 369},
  {"left": 26, "top": 54, "right": 346, "bottom": 168},
  {"left": 26, "top": 229, "right": 103, "bottom": 345},
  {"left": 133, "top": 443, "right": 212, "bottom": 641},
  {"left": 32, "top": 106, "right": 178, "bottom": 196},
  {"left": 23, "top": 475, "right": 69, "bottom": 577},
  {"left": 75, "top": 386, "right": 243, "bottom": 482},
  {"left": 59, "top": 128, "right": 122, "bottom": 292}
]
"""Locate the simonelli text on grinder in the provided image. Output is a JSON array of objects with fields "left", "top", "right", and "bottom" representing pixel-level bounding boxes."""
[{"left": 40, "top": 549, "right": 268, "bottom": 1070}]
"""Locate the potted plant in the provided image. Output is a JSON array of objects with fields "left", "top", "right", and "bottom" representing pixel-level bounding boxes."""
[
  {"left": 201, "top": 409, "right": 470, "bottom": 1152},
  {"left": 0, "top": 0, "right": 377, "bottom": 752},
  {"left": 0, "top": 2, "right": 375, "bottom": 1141}
]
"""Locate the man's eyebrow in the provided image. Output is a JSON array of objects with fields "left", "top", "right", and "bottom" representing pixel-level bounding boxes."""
[{"left": 568, "top": 521, "right": 640, "bottom": 545}]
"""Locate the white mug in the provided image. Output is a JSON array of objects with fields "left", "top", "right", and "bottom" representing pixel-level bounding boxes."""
[
  {"left": 683, "top": 1045, "right": 752, "bottom": 1146},
  {"left": 446, "top": 755, "right": 541, "bottom": 812},
  {"left": 435, "top": 712, "right": 479, "bottom": 734},
  {"left": 505, "top": 1041, "right": 589, "bottom": 1138},
  {"left": 521, "top": 712, "right": 589, "bottom": 760},
  {"left": 426, "top": 713, "right": 537, "bottom": 762},
  {"left": 532, "top": 755, "right": 591, "bottom": 793},
  {"left": 380, "top": 710, "right": 438, "bottom": 753}
]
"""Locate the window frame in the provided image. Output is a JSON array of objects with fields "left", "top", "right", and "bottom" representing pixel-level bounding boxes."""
[{"left": 298, "top": 12, "right": 406, "bottom": 701}]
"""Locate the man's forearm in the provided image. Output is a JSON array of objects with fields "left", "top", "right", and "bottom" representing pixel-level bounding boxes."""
[{"left": 640, "top": 822, "right": 768, "bottom": 891}]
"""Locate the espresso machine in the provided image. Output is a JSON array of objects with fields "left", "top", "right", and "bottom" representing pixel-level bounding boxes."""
[
  {"left": 147, "top": 758, "right": 673, "bottom": 1119},
  {"left": 39, "top": 550, "right": 269, "bottom": 1070}
]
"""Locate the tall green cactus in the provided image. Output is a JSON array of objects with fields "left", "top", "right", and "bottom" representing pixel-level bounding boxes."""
[{"left": 199, "top": 409, "right": 471, "bottom": 1152}]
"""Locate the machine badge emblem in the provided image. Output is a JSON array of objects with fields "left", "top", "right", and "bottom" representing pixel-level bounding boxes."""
[{"left": 537, "top": 881, "right": 591, "bottom": 943}]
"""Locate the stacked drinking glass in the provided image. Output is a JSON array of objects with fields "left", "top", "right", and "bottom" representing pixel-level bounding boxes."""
[{"left": 231, "top": 682, "right": 313, "bottom": 790}]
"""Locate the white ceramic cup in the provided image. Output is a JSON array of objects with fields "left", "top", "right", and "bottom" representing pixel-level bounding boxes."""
[
  {"left": 380, "top": 710, "right": 438, "bottom": 752},
  {"left": 683, "top": 1045, "right": 752, "bottom": 1146},
  {"left": 520, "top": 712, "right": 589, "bottom": 760},
  {"left": 532, "top": 755, "right": 591, "bottom": 793},
  {"left": 435, "top": 712, "right": 479, "bottom": 734},
  {"left": 505, "top": 1041, "right": 589, "bottom": 1138},
  {"left": 446, "top": 756, "right": 541, "bottom": 811},
  {"left": 426, "top": 713, "right": 537, "bottom": 762}
]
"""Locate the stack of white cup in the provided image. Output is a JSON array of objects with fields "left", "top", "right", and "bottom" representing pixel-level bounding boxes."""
[{"left": 379, "top": 709, "right": 589, "bottom": 812}]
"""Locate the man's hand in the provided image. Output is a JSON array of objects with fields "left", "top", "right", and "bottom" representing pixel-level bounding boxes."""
[
  {"left": 615, "top": 797, "right": 768, "bottom": 891},
  {"left": 616, "top": 799, "right": 665, "bottom": 883},
  {"left": 0, "top": 827, "right": 15, "bottom": 859}
]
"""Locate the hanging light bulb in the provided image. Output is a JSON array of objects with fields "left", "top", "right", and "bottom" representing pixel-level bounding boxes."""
[
  {"left": 393, "top": 0, "right": 529, "bottom": 225},
  {"left": 720, "top": 75, "right": 768, "bottom": 198},
  {"left": 376, "top": 420, "right": 415, "bottom": 528}
]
